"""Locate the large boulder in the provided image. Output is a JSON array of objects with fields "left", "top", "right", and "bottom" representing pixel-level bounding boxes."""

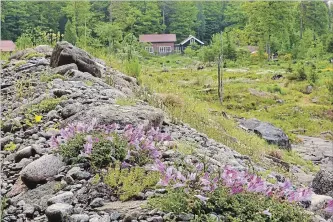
[
  {"left": 50, "top": 41, "right": 104, "bottom": 78},
  {"left": 20, "top": 154, "right": 65, "bottom": 188},
  {"left": 239, "top": 118, "right": 291, "bottom": 149},
  {"left": 62, "top": 104, "right": 164, "bottom": 130},
  {"left": 312, "top": 168, "right": 333, "bottom": 197},
  {"left": 45, "top": 203, "right": 73, "bottom": 222}
]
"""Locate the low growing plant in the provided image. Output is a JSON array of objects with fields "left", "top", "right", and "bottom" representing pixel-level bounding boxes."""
[
  {"left": 4, "top": 142, "right": 17, "bottom": 151},
  {"left": 104, "top": 164, "right": 160, "bottom": 201}
]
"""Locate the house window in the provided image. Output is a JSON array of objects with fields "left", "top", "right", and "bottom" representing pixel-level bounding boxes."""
[
  {"left": 145, "top": 46, "right": 154, "bottom": 53},
  {"left": 159, "top": 46, "right": 171, "bottom": 53},
  {"left": 190, "top": 38, "right": 195, "bottom": 44}
]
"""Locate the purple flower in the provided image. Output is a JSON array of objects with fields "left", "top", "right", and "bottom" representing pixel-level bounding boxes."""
[
  {"left": 262, "top": 209, "right": 271, "bottom": 217},
  {"left": 324, "top": 200, "right": 333, "bottom": 213},
  {"left": 121, "top": 162, "right": 132, "bottom": 168},
  {"left": 194, "top": 194, "right": 209, "bottom": 203},
  {"left": 188, "top": 173, "right": 197, "bottom": 181},
  {"left": 83, "top": 142, "right": 93, "bottom": 154},
  {"left": 173, "top": 183, "right": 186, "bottom": 188}
]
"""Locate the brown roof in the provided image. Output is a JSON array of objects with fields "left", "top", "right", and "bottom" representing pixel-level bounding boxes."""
[
  {"left": 139, "top": 34, "right": 176, "bottom": 43},
  {"left": 247, "top": 46, "right": 259, "bottom": 53},
  {"left": 0, "top": 40, "right": 16, "bottom": 52}
]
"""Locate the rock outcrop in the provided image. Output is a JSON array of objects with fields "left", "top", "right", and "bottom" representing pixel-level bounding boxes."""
[{"left": 239, "top": 118, "right": 291, "bottom": 149}]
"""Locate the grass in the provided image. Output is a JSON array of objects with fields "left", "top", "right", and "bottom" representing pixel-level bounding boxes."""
[
  {"left": 135, "top": 55, "right": 330, "bottom": 175},
  {"left": 115, "top": 97, "right": 137, "bottom": 106},
  {"left": 14, "top": 60, "right": 27, "bottom": 69},
  {"left": 40, "top": 73, "right": 66, "bottom": 82}
]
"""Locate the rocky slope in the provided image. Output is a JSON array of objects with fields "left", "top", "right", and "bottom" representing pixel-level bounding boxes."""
[{"left": 0, "top": 42, "right": 332, "bottom": 222}]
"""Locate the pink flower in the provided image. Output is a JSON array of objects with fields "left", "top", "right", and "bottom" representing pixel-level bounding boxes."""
[
  {"left": 324, "top": 200, "right": 333, "bottom": 213},
  {"left": 194, "top": 194, "right": 209, "bottom": 203},
  {"left": 262, "top": 209, "right": 271, "bottom": 217}
]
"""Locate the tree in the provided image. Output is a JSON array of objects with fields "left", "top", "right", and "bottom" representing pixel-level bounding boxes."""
[
  {"left": 168, "top": 2, "right": 198, "bottom": 40},
  {"left": 64, "top": 20, "right": 77, "bottom": 44},
  {"left": 95, "top": 22, "right": 122, "bottom": 53}
]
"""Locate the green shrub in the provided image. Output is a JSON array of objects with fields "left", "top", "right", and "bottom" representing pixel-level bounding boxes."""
[
  {"left": 308, "top": 65, "right": 319, "bottom": 85},
  {"left": 31, "top": 97, "right": 64, "bottom": 113},
  {"left": 90, "top": 134, "right": 127, "bottom": 168},
  {"left": 104, "top": 164, "right": 160, "bottom": 201},
  {"left": 149, "top": 188, "right": 311, "bottom": 222},
  {"left": 296, "top": 66, "right": 307, "bottom": 81},
  {"left": 59, "top": 133, "right": 86, "bottom": 163},
  {"left": 124, "top": 59, "right": 141, "bottom": 78}
]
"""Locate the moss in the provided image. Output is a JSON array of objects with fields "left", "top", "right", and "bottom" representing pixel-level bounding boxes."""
[
  {"left": 115, "top": 98, "right": 137, "bottom": 106},
  {"left": 84, "top": 80, "right": 94, "bottom": 86},
  {"left": 24, "top": 52, "right": 44, "bottom": 60},
  {"left": 14, "top": 60, "right": 27, "bottom": 68},
  {"left": 40, "top": 73, "right": 66, "bottom": 82},
  {"left": 4, "top": 142, "right": 17, "bottom": 151},
  {"left": 30, "top": 97, "right": 64, "bottom": 113},
  {"left": 104, "top": 164, "right": 160, "bottom": 201}
]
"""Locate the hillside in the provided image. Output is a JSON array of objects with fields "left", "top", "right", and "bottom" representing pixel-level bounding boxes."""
[{"left": 0, "top": 42, "right": 332, "bottom": 222}]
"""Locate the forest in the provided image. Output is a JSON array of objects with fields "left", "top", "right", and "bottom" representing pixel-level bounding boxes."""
[{"left": 1, "top": 1, "right": 333, "bottom": 62}]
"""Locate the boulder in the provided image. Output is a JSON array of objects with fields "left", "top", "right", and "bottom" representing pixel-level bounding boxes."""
[
  {"left": 70, "top": 214, "right": 89, "bottom": 222},
  {"left": 20, "top": 154, "right": 65, "bottom": 188},
  {"left": 239, "top": 118, "right": 291, "bottom": 149},
  {"left": 63, "top": 104, "right": 164, "bottom": 130},
  {"left": 50, "top": 41, "right": 103, "bottom": 78},
  {"left": 50, "top": 63, "right": 78, "bottom": 75},
  {"left": 312, "top": 168, "right": 333, "bottom": 197},
  {"left": 61, "top": 103, "right": 83, "bottom": 119},
  {"left": 14, "top": 146, "right": 36, "bottom": 162},
  {"left": 45, "top": 203, "right": 73, "bottom": 222},
  {"left": 47, "top": 191, "right": 74, "bottom": 205}
]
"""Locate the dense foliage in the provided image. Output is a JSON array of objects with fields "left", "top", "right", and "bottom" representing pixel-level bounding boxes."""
[{"left": 2, "top": 1, "right": 332, "bottom": 61}]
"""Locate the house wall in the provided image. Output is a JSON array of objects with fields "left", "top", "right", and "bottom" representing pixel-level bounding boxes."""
[{"left": 151, "top": 42, "right": 175, "bottom": 54}]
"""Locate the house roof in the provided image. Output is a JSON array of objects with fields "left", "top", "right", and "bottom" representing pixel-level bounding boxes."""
[
  {"left": 0, "top": 40, "right": 16, "bottom": 52},
  {"left": 139, "top": 34, "right": 176, "bottom": 43},
  {"left": 180, "top": 35, "right": 204, "bottom": 45}
]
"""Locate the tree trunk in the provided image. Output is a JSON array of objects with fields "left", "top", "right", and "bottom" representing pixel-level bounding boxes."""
[
  {"left": 300, "top": 2, "right": 304, "bottom": 39},
  {"left": 217, "top": 32, "right": 223, "bottom": 104}
]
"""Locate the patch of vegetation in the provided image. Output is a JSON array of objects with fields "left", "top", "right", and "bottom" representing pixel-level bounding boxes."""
[
  {"left": 104, "top": 164, "right": 160, "bottom": 201},
  {"left": 174, "top": 141, "right": 196, "bottom": 155},
  {"left": 24, "top": 52, "right": 44, "bottom": 60},
  {"left": 84, "top": 80, "right": 94, "bottom": 86},
  {"left": 4, "top": 142, "right": 17, "bottom": 151},
  {"left": 148, "top": 188, "right": 311, "bottom": 222},
  {"left": 40, "top": 73, "right": 66, "bottom": 82},
  {"left": 59, "top": 132, "right": 127, "bottom": 167},
  {"left": 115, "top": 97, "right": 137, "bottom": 106},
  {"left": 30, "top": 97, "right": 64, "bottom": 113},
  {"left": 14, "top": 60, "right": 27, "bottom": 68},
  {"left": 0, "top": 197, "right": 7, "bottom": 221},
  {"left": 124, "top": 59, "right": 141, "bottom": 79},
  {"left": 91, "top": 174, "right": 101, "bottom": 185}
]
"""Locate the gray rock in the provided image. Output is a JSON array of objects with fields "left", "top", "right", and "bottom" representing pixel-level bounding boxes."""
[
  {"left": 22, "top": 204, "right": 35, "bottom": 217},
  {"left": 51, "top": 63, "right": 78, "bottom": 75},
  {"left": 47, "top": 191, "right": 74, "bottom": 205},
  {"left": 313, "top": 168, "right": 333, "bottom": 197},
  {"left": 90, "top": 198, "right": 104, "bottom": 208},
  {"left": 47, "top": 110, "right": 60, "bottom": 120},
  {"left": 147, "top": 216, "right": 163, "bottom": 222},
  {"left": 109, "top": 212, "right": 121, "bottom": 220},
  {"left": 70, "top": 214, "right": 89, "bottom": 222},
  {"left": 50, "top": 42, "right": 103, "bottom": 77},
  {"left": 63, "top": 104, "right": 164, "bottom": 130},
  {"left": 45, "top": 203, "right": 73, "bottom": 222},
  {"left": 305, "top": 85, "right": 313, "bottom": 94},
  {"left": 20, "top": 154, "right": 65, "bottom": 188},
  {"left": 67, "top": 167, "right": 90, "bottom": 180},
  {"left": 239, "top": 118, "right": 290, "bottom": 149},
  {"left": 1, "top": 135, "right": 14, "bottom": 149},
  {"left": 61, "top": 103, "right": 82, "bottom": 119},
  {"left": 53, "top": 89, "right": 72, "bottom": 97},
  {"left": 14, "top": 146, "right": 36, "bottom": 162}
]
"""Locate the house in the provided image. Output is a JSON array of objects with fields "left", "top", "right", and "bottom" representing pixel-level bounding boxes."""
[
  {"left": 0, "top": 40, "right": 16, "bottom": 52},
  {"left": 139, "top": 34, "right": 177, "bottom": 54},
  {"left": 176, "top": 35, "right": 204, "bottom": 53},
  {"left": 247, "top": 46, "right": 259, "bottom": 54}
]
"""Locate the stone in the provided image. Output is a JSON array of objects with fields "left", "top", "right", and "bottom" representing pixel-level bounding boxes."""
[
  {"left": 305, "top": 85, "right": 313, "bottom": 94},
  {"left": 53, "top": 89, "right": 72, "bottom": 97},
  {"left": 50, "top": 63, "right": 78, "bottom": 75},
  {"left": 20, "top": 154, "right": 65, "bottom": 188},
  {"left": 47, "top": 191, "right": 74, "bottom": 205},
  {"left": 70, "top": 214, "right": 90, "bottom": 222},
  {"left": 50, "top": 41, "right": 103, "bottom": 77},
  {"left": 312, "top": 168, "right": 333, "bottom": 197},
  {"left": 47, "top": 110, "right": 60, "bottom": 120},
  {"left": 61, "top": 103, "right": 82, "bottom": 119},
  {"left": 109, "top": 211, "right": 121, "bottom": 220},
  {"left": 45, "top": 203, "right": 73, "bottom": 222},
  {"left": 14, "top": 146, "right": 36, "bottom": 162},
  {"left": 147, "top": 216, "right": 163, "bottom": 222},
  {"left": 90, "top": 198, "right": 104, "bottom": 208},
  {"left": 63, "top": 104, "right": 164, "bottom": 130},
  {"left": 1, "top": 135, "right": 14, "bottom": 149},
  {"left": 239, "top": 118, "right": 290, "bottom": 149},
  {"left": 22, "top": 204, "right": 35, "bottom": 217},
  {"left": 67, "top": 167, "right": 91, "bottom": 180}
]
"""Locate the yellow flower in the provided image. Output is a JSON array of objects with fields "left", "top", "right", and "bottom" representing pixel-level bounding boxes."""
[{"left": 35, "top": 115, "right": 42, "bottom": 123}]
